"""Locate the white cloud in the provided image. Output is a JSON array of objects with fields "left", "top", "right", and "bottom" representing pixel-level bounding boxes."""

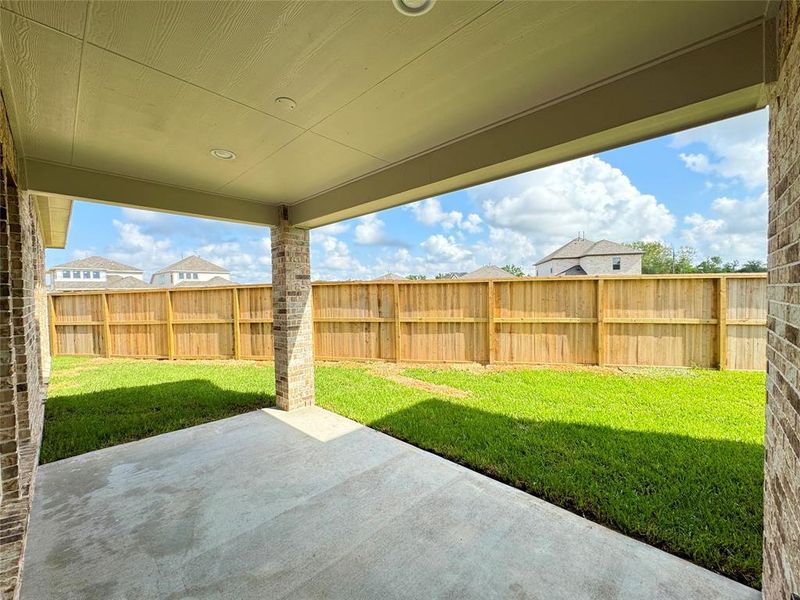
[
  {"left": 309, "top": 232, "right": 370, "bottom": 280},
  {"left": 316, "top": 221, "right": 350, "bottom": 235},
  {"left": 421, "top": 234, "right": 472, "bottom": 263},
  {"left": 680, "top": 191, "right": 767, "bottom": 261},
  {"left": 672, "top": 110, "right": 767, "bottom": 189},
  {"left": 473, "top": 227, "right": 538, "bottom": 270},
  {"left": 105, "top": 220, "right": 179, "bottom": 274},
  {"left": 678, "top": 152, "right": 711, "bottom": 174},
  {"left": 71, "top": 249, "right": 94, "bottom": 260},
  {"left": 353, "top": 214, "right": 405, "bottom": 246},
  {"left": 474, "top": 155, "right": 675, "bottom": 255},
  {"left": 410, "top": 198, "right": 482, "bottom": 233}
]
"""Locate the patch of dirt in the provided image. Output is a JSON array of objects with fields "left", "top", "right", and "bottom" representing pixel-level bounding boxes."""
[{"left": 365, "top": 362, "right": 472, "bottom": 398}]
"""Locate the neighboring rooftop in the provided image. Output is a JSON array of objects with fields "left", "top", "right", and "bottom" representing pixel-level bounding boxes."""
[
  {"left": 174, "top": 276, "right": 232, "bottom": 288},
  {"left": 49, "top": 256, "right": 142, "bottom": 272},
  {"left": 154, "top": 256, "right": 228, "bottom": 274},
  {"left": 52, "top": 276, "right": 152, "bottom": 290},
  {"left": 373, "top": 273, "right": 405, "bottom": 281},
  {"left": 461, "top": 265, "right": 515, "bottom": 279},
  {"left": 535, "top": 238, "right": 644, "bottom": 265}
]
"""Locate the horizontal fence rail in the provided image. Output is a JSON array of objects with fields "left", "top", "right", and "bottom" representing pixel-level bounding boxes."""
[{"left": 48, "top": 274, "right": 767, "bottom": 371}]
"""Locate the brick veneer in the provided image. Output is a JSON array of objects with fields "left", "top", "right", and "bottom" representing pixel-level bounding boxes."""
[
  {"left": 764, "top": 2, "right": 800, "bottom": 599},
  {"left": 271, "top": 217, "right": 315, "bottom": 410},
  {"left": 0, "top": 92, "right": 48, "bottom": 600}
]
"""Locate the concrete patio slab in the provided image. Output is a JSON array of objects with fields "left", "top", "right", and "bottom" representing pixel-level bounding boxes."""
[{"left": 21, "top": 407, "right": 760, "bottom": 600}]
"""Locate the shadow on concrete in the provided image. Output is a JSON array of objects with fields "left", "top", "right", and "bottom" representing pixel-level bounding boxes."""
[
  {"left": 40, "top": 380, "right": 274, "bottom": 465},
  {"left": 367, "top": 397, "right": 763, "bottom": 588}
]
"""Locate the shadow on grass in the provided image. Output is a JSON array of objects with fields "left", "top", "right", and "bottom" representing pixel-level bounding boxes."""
[
  {"left": 367, "top": 397, "right": 763, "bottom": 589},
  {"left": 41, "top": 380, "right": 274, "bottom": 465}
]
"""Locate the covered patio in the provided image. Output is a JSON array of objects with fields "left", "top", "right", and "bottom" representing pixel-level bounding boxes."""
[
  {"left": 22, "top": 407, "right": 757, "bottom": 600},
  {"left": 1, "top": 0, "right": 798, "bottom": 598}
]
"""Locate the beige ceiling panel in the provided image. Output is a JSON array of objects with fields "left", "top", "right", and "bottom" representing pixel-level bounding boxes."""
[
  {"left": 0, "top": 11, "right": 80, "bottom": 162},
  {"left": 314, "top": 0, "right": 767, "bottom": 162},
  {"left": 73, "top": 45, "right": 304, "bottom": 197},
  {"left": 220, "top": 131, "right": 386, "bottom": 204},
  {"left": 1, "top": 0, "right": 87, "bottom": 38},
  {"left": 85, "top": 0, "right": 490, "bottom": 129}
]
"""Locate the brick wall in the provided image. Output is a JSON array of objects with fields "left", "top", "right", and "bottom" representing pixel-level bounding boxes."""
[
  {"left": 764, "top": 1, "right": 800, "bottom": 599},
  {"left": 271, "top": 218, "right": 315, "bottom": 410},
  {"left": 0, "top": 92, "right": 48, "bottom": 600}
]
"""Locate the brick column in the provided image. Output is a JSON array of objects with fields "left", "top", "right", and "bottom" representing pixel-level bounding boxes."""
[
  {"left": 764, "top": 2, "right": 800, "bottom": 599},
  {"left": 0, "top": 92, "right": 47, "bottom": 599},
  {"left": 271, "top": 217, "right": 315, "bottom": 410}
]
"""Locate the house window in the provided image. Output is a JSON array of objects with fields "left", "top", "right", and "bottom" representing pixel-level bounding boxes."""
[
  {"left": 72, "top": 270, "right": 81, "bottom": 278},
  {"left": 192, "top": 273, "right": 198, "bottom": 279},
  {"left": 63, "top": 270, "right": 71, "bottom": 278},
  {"left": 83, "top": 271, "right": 91, "bottom": 278},
  {"left": 92, "top": 271, "right": 100, "bottom": 279},
  {"left": 612, "top": 257, "right": 621, "bottom": 270},
  {"left": 178, "top": 272, "right": 185, "bottom": 279}
]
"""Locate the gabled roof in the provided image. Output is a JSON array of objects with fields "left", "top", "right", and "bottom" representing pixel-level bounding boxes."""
[
  {"left": 460, "top": 265, "right": 514, "bottom": 279},
  {"left": 535, "top": 238, "right": 643, "bottom": 265},
  {"left": 373, "top": 273, "right": 405, "bottom": 281},
  {"left": 555, "top": 265, "right": 588, "bottom": 276},
  {"left": 154, "top": 256, "right": 228, "bottom": 274},
  {"left": 50, "top": 256, "right": 142, "bottom": 272},
  {"left": 173, "top": 276, "right": 232, "bottom": 288},
  {"left": 51, "top": 275, "right": 151, "bottom": 290}
]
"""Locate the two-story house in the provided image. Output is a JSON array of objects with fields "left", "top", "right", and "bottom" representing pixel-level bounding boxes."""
[
  {"left": 48, "top": 257, "right": 148, "bottom": 290},
  {"left": 150, "top": 256, "right": 231, "bottom": 287},
  {"left": 535, "top": 238, "right": 644, "bottom": 276}
]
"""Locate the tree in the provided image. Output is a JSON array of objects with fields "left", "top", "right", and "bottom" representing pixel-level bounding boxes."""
[
  {"left": 627, "top": 241, "right": 697, "bottom": 274},
  {"left": 738, "top": 259, "right": 767, "bottom": 273},
  {"left": 501, "top": 264, "right": 526, "bottom": 277},
  {"left": 695, "top": 256, "right": 742, "bottom": 273},
  {"left": 406, "top": 274, "right": 427, "bottom": 280}
]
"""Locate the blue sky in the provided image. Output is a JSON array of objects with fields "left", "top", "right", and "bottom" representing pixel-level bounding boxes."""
[{"left": 46, "top": 109, "right": 768, "bottom": 282}]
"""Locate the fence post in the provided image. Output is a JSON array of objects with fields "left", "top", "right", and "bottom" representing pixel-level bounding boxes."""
[
  {"left": 165, "top": 290, "right": 175, "bottom": 360},
  {"left": 101, "top": 293, "right": 111, "bottom": 358},
  {"left": 393, "top": 283, "right": 401, "bottom": 362},
  {"left": 487, "top": 280, "right": 495, "bottom": 364},
  {"left": 596, "top": 278, "right": 606, "bottom": 367},
  {"left": 47, "top": 294, "right": 58, "bottom": 357},
  {"left": 233, "top": 287, "right": 241, "bottom": 360},
  {"left": 718, "top": 275, "right": 728, "bottom": 370}
]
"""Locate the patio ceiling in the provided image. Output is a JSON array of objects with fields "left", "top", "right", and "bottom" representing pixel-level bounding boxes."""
[{"left": 1, "top": 0, "right": 774, "bottom": 230}]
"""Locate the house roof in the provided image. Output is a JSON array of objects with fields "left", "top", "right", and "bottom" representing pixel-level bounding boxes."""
[
  {"left": 555, "top": 265, "right": 588, "bottom": 276},
  {"left": 154, "top": 256, "right": 228, "bottom": 274},
  {"left": 173, "top": 276, "right": 232, "bottom": 288},
  {"left": 460, "top": 265, "right": 514, "bottom": 279},
  {"left": 373, "top": 273, "right": 405, "bottom": 281},
  {"left": 52, "top": 275, "right": 152, "bottom": 290},
  {"left": 50, "top": 256, "right": 142, "bottom": 272},
  {"left": 535, "top": 239, "right": 643, "bottom": 265}
]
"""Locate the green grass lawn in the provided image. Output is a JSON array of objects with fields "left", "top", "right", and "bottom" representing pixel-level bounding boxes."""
[
  {"left": 43, "top": 357, "right": 765, "bottom": 588},
  {"left": 41, "top": 357, "right": 275, "bottom": 463}
]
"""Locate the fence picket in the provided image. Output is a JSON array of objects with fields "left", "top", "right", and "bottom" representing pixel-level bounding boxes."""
[{"left": 48, "top": 274, "right": 767, "bottom": 370}]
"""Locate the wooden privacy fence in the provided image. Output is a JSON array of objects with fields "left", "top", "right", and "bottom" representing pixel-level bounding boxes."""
[{"left": 48, "top": 274, "right": 767, "bottom": 370}]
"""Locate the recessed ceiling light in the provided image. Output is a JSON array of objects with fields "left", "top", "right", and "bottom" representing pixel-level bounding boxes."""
[
  {"left": 210, "top": 149, "right": 236, "bottom": 160},
  {"left": 393, "top": 0, "right": 435, "bottom": 16},
  {"left": 275, "top": 96, "right": 297, "bottom": 110}
]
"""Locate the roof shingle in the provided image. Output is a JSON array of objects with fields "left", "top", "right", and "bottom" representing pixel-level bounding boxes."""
[
  {"left": 535, "top": 238, "right": 643, "bottom": 265},
  {"left": 50, "top": 256, "right": 142, "bottom": 272},
  {"left": 154, "top": 256, "right": 228, "bottom": 274}
]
